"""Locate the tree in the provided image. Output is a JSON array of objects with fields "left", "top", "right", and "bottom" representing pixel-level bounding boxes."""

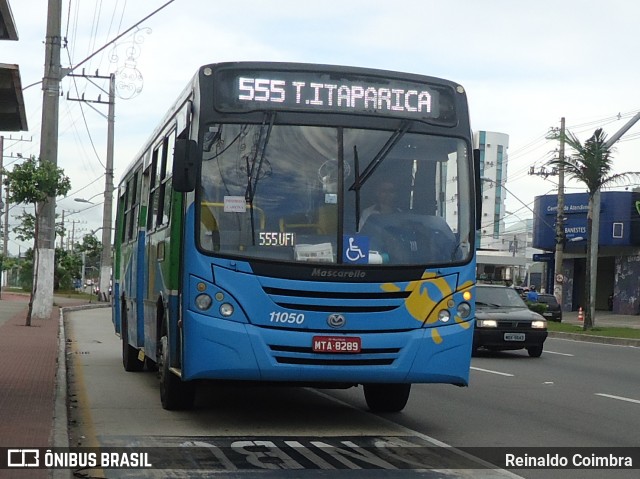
[
  {"left": 55, "top": 247, "right": 82, "bottom": 290},
  {"left": 77, "top": 233, "right": 103, "bottom": 278},
  {"left": 1, "top": 156, "right": 71, "bottom": 325},
  {"left": 547, "top": 128, "right": 640, "bottom": 329},
  {"left": 11, "top": 212, "right": 82, "bottom": 291},
  {"left": 12, "top": 211, "right": 66, "bottom": 243}
]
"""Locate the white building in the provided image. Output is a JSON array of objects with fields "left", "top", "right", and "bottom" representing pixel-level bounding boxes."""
[
  {"left": 476, "top": 130, "right": 509, "bottom": 250},
  {"left": 472, "top": 130, "right": 544, "bottom": 286}
]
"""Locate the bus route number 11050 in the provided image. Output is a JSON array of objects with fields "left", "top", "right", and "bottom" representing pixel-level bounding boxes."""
[{"left": 269, "top": 311, "right": 305, "bottom": 325}]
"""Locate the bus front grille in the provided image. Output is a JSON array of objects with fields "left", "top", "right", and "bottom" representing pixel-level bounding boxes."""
[
  {"left": 262, "top": 286, "right": 409, "bottom": 313},
  {"left": 268, "top": 344, "right": 401, "bottom": 367},
  {"left": 275, "top": 357, "right": 395, "bottom": 366}
]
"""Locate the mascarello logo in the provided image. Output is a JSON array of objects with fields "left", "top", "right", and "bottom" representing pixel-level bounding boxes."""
[{"left": 635, "top": 200, "right": 640, "bottom": 216}]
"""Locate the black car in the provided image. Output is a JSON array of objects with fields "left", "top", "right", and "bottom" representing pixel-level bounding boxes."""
[
  {"left": 536, "top": 293, "right": 563, "bottom": 322},
  {"left": 474, "top": 284, "right": 548, "bottom": 357}
]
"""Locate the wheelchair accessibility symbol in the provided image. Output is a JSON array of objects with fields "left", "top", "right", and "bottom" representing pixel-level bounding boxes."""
[{"left": 343, "top": 235, "right": 369, "bottom": 264}]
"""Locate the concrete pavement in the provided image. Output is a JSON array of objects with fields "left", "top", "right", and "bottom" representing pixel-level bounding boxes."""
[{"left": 0, "top": 290, "right": 638, "bottom": 477}]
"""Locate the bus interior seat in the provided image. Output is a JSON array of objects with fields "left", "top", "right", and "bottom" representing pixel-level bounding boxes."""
[
  {"left": 279, "top": 204, "right": 337, "bottom": 235},
  {"left": 200, "top": 202, "right": 266, "bottom": 250}
]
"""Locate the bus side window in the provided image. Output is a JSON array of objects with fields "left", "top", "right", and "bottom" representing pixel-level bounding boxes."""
[
  {"left": 147, "top": 146, "right": 161, "bottom": 231},
  {"left": 160, "top": 133, "right": 175, "bottom": 226},
  {"left": 124, "top": 171, "right": 140, "bottom": 242},
  {"left": 120, "top": 189, "right": 128, "bottom": 243}
]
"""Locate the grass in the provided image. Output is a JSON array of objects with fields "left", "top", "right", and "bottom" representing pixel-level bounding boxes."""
[{"left": 547, "top": 321, "right": 640, "bottom": 339}]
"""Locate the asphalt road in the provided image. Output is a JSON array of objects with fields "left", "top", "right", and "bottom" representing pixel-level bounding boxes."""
[
  {"left": 330, "top": 337, "right": 640, "bottom": 479},
  {"left": 64, "top": 308, "right": 639, "bottom": 478}
]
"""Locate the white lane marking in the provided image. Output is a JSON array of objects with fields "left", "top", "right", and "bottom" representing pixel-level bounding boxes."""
[
  {"left": 543, "top": 350, "right": 574, "bottom": 357},
  {"left": 595, "top": 393, "right": 640, "bottom": 405},
  {"left": 548, "top": 337, "right": 638, "bottom": 348},
  {"left": 470, "top": 366, "right": 514, "bottom": 377},
  {"left": 312, "top": 389, "right": 525, "bottom": 478}
]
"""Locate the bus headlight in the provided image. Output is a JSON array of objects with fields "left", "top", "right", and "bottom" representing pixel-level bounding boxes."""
[
  {"left": 220, "top": 303, "right": 234, "bottom": 317},
  {"left": 195, "top": 294, "right": 212, "bottom": 311},
  {"left": 457, "top": 302, "right": 471, "bottom": 319},
  {"left": 438, "top": 309, "right": 451, "bottom": 323}
]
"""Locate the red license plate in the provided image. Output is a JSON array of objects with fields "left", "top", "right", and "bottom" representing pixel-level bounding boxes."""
[{"left": 312, "top": 336, "right": 361, "bottom": 353}]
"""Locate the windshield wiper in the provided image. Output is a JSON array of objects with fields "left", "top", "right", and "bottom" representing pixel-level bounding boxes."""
[
  {"left": 245, "top": 112, "right": 275, "bottom": 244},
  {"left": 353, "top": 145, "right": 362, "bottom": 230},
  {"left": 349, "top": 121, "right": 411, "bottom": 231},
  {"left": 349, "top": 120, "right": 411, "bottom": 193}
]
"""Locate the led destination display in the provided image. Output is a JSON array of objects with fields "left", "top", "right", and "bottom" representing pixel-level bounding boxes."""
[{"left": 214, "top": 68, "right": 457, "bottom": 122}]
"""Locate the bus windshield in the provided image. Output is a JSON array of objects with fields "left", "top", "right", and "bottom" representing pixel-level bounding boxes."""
[{"left": 198, "top": 123, "right": 472, "bottom": 266}]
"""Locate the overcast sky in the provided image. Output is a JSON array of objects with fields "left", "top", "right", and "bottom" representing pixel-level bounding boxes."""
[{"left": 3, "top": 0, "right": 640, "bottom": 254}]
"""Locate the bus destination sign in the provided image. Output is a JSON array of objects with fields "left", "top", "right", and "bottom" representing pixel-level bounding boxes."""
[{"left": 215, "top": 69, "right": 456, "bottom": 122}]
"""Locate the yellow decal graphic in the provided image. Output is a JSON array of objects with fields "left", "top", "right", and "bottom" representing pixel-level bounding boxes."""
[{"left": 383, "top": 273, "right": 474, "bottom": 344}]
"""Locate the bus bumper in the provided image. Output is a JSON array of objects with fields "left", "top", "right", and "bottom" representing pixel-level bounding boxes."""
[{"left": 183, "top": 312, "right": 472, "bottom": 386}]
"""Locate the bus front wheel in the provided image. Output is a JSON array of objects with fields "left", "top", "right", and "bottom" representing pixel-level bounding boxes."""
[
  {"left": 158, "top": 334, "right": 195, "bottom": 410},
  {"left": 363, "top": 383, "right": 411, "bottom": 413}
]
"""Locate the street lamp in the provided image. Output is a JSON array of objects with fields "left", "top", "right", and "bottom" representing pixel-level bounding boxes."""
[{"left": 74, "top": 192, "right": 103, "bottom": 204}]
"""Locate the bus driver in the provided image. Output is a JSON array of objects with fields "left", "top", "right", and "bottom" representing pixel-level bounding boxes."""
[{"left": 359, "top": 180, "right": 401, "bottom": 230}]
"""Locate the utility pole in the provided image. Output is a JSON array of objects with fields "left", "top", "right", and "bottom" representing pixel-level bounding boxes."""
[
  {"left": 101, "top": 74, "right": 115, "bottom": 301},
  {"left": 0, "top": 135, "right": 4, "bottom": 298},
  {"left": 0, "top": 136, "right": 5, "bottom": 258},
  {"left": 58, "top": 209, "right": 65, "bottom": 249},
  {"left": 3, "top": 188, "right": 8, "bottom": 259},
  {"left": 67, "top": 72, "right": 115, "bottom": 302},
  {"left": 33, "top": 0, "right": 67, "bottom": 320},
  {"left": 553, "top": 117, "right": 566, "bottom": 309}
]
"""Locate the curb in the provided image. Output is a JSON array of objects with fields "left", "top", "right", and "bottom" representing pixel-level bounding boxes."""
[
  {"left": 53, "top": 303, "right": 111, "bottom": 479},
  {"left": 548, "top": 331, "right": 640, "bottom": 347},
  {"left": 52, "top": 308, "right": 72, "bottom": 479}
]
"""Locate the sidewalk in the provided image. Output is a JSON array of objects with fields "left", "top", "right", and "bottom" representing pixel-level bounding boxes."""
[
  {"left": 0, "top": 292, "right": 100, "bottom": 478},
  {"left": 548, "top": 309, "right": 640, "bottom": 347},
  {"left": 561, "top": 310, "right": 640, "bottom": 329}
]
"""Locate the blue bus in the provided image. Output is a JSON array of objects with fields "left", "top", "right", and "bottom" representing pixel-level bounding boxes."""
[{"left": 113, "top": 62, "right": 479, "bottom": 412}]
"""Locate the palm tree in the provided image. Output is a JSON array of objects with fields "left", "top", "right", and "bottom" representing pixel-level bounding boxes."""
[{"left": 547, "top": 128, "right": 640, "bottom": 329}]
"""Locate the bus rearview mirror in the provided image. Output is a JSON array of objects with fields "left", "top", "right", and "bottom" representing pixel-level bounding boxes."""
[{"left": 173, "top": 139, "right": 198, "bottom": 192}]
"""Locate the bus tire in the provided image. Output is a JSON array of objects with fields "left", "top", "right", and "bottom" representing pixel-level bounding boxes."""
[
  {"left": 158, "top": 334, "right": 196, "bottom": 410},
  {"left": 122, "top": 303, "right": 144, "bottom": 372},
  {"left": 363, "top": 383, "right": 411, "bottom": 413}
]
